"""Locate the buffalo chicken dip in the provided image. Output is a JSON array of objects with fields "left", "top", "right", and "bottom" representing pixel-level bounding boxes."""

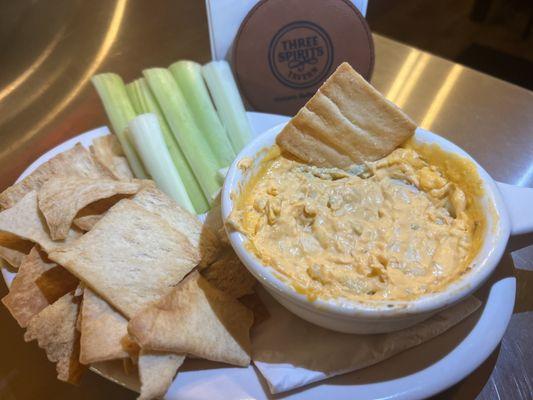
[{"left": 229, "top": 143, "right": 485, "bottom": 302}]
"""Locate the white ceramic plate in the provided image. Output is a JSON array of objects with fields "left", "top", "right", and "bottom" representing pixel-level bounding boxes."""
[{"left": 1, "top": 112, "right": 515, "bottom": 400}]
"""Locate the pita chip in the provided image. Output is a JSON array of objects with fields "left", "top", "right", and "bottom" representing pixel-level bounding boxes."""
[
  {"left": 79, "top": 289, "right": 130, "bottom": 364},
  {"left": 49, "top": 199, "right": 199, "bottom": 318},
  {"left": 24, "top": 292, "right": 85, "bottom": 384},
  {"left": 132, "top": 184, "right": 220, "bottom": 267},
  {"left": 0, "top": 143, "right": 112, "bottom": 210},
  {"left": 276, "top": 62, "right": 417, "bottom": 168},
  {"left": 91, "top": 134, "right": 134, "bottom": 180},
  {"left": 38, "top": 178, "right": 141, "bottom": 240},
  {"left": 201, "top": 248, "right": 256, "bottom": 299},
  {"left": 138, "top": 351, "right": 184, "bottom": 400},
  {"left": 0, "top": 232, "right": 33, "bottom": 269},
  {"left": 2, "top": 247, "right": 78, "bottom": 327},
  {"left": 0, "top": 191, "right": 82, "bottom": 253},
  {"left": 128, "top": 271, "right": 253, "bottom": 367}
]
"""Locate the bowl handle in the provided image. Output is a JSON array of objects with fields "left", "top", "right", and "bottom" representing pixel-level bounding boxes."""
[{"left": 496, "top": 182, "right": 533, "bottom": 236}]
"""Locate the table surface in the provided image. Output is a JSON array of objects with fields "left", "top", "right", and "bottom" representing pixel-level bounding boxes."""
[{"left": 0, "top": 1, "right": 531, "bottom": 399}]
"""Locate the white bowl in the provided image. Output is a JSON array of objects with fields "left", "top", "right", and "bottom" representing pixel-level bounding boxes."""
[{"left": 222, "top": 123, "right": 532, "bottom": 334}]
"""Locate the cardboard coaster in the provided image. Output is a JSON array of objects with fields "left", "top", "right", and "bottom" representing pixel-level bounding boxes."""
[{"left": 232, "top": 0, "right": 374, "bottom": 115}]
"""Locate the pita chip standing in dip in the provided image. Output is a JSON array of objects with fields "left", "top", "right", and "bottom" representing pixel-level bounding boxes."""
[{"left": 229, "top": 62, "right": 485, "bottom": 304}]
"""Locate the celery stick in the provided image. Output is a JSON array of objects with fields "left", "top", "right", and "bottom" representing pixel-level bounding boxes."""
[
  {"left": 91, "top": 73, "right": 148, "bottom": 178},
  {"left": 126, "top": 78, "right": 209, "bottom": 213},
  {"left": 201, "top": 61, "right": 252, "bottom": 153},
  {"left": 170, "top": 61, "right": 235, "bottom": 167},
  {"left": 144, "top": 68, "right": 221, "bottom": 202},
  {"left": 128, "top": 114, "right": 195, "bottom": 213}
]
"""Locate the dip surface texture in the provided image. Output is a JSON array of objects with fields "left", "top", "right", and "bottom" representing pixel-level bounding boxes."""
[{"left": 229, "top": 146, "right": 483, "bottom": 302}]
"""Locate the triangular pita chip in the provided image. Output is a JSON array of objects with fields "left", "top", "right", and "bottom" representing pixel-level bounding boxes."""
[
  {"left": 138, "top": 351, "right": 184, "bottom": 400},
  {"left": 132, "top": 184, "right": 220, "bottom": 267},
  {"left": 24, "top": 292, "right": 85, "bottom": 384},
  {"left": 79, "top": 289, "right": 130, "bottom": 364},
  {"left": 276, "top": 62, "right": 417, "bottom": 168},
  {"left": 0, "top": 232, "right": 33, "bottom": 268},
  {"left": 128, "top": 271, "right": 253, "bottom": 366},
  {"left": 91, "top": 134, "right": 134, "bottom": 180},
  {"left": 0, "top": 143, "right": 113, "bottom": 210},
  {"left": 201, "top": 247, "right": 256, "bottom": 299},
  {"left": 0, "top": 191, "right": 80, "bottom": 253},
  {"left": 38, "top": 178, "right": 141, "bottom": 240},
  {"left": 2, "top": 247, "right": 78, "bottom": 327},
  {"left": 49, "top": 199, "right": 199, "bottom": 318}
]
